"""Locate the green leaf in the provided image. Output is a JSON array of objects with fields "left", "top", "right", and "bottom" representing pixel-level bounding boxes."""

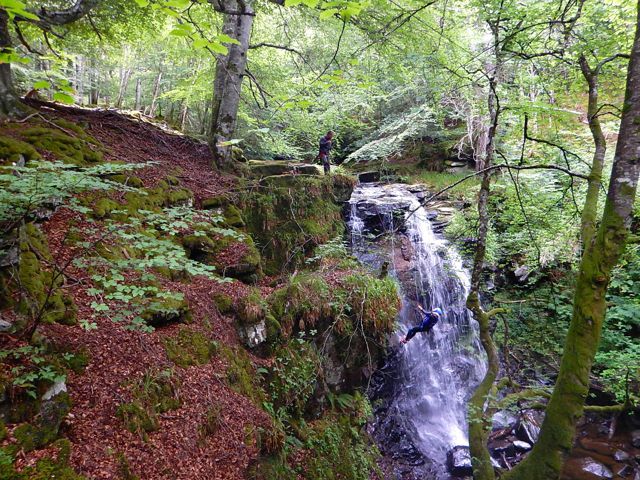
[
  {"left": 217, "top": 33, "right": 241, "bottom": 45},
  {"left": 32, "top": 80, "right": 51, "bottom": 90},
  {"left": 133, "top": 0, "right": 150, "bottom": 6},
  {"left": 53, "top": 92, "right": 74, "bottom": 104},
  {"left": 208, "top": 42, "right": 229, "bottom": 55},
  {"left": 319, "top": 8, "right": 339, "bottom": 19}
]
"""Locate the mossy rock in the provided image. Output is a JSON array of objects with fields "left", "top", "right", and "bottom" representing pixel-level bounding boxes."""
[
  {"left": 140, "top": 296, "right": 191, "bottom": 326},
  {"left": 201, "top": 195, "right": 228, "bottom": 210},
  {"left": 0, "top": 136, "right": 39, "bottom": 166},
  {"left": 107, "top": 174, "right": 144, "bottom": 188},
  {"left": 241, "top": 175, "right": 349, "bottom": 275},
  {"left": 220, "top": 345, "right": 264, "bottom": 405},
  {"left": 163, "top": 328, "right": 218, "bottom": 367},
  {"left": 21, "top": 127, "right": 102, "bottom": 165},
  {"left": 16, "top": 224, "right": 77, "bottom": 325},
  {"left": 223, "top": 204, "right": 245, "bottom": 228},
  {"left": 235, "top": 288, "right": 268, "bottom": 326},
  {"left": 183, "top": 230, "right": 261, "bottom": 283},
  {"left": 247, "top": 160, "right": 320, "bottom": 177},
  {"left": 14, "top": 391, "right": 71, "bottom": 452},
  {"left": 92, "top": 197, "right": 121, "bottom": 219},
  {"left": 212, "top": 292, "right": 233, "bottom": 314}
]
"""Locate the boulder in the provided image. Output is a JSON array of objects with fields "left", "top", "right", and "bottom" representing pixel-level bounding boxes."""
[
  {"left": 239, "top": 320, "right": 267, "bottom": 348},
  {"left": 248, "top": 160, "right": 320, "bottom": 177},
  {"left": 516, "top": 410, "right": 544, "bottom": 444},
  {"left": 631, "top": 429, "right": 640, "bottom": 448},
  {"left": 514, "top": 265, "right": 531, "bottom": 283},
  {"left": 513, "top": 440, "right": 532, "bottom": 452},
  {"left": 358, "top": 171, "right": 380, "bottom": 183},
  {"left": 613, "top": 449, "right": 630, "bottom": 462},
  {"left": 0, "top": 318, "right": 13, "bottom": 333},
  {"left": 577, "top": 457, "right": 613, "bottom": 479},
  {"left": 447, "top": 446, "right": 473, "bottom": 476},
  {"left": 489, "top": 438, "right": 516, "bottom": 457}
]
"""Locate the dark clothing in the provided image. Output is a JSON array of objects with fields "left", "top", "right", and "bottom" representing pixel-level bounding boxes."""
[
  {"left": 319, "top": 135, "right": 332, "bottom": 154},
  {"left": 319, "top": 135, "right": 333, "bottom": 174},
  {"left": 405, "top": 311, "right": 439, "bottom": 341}
]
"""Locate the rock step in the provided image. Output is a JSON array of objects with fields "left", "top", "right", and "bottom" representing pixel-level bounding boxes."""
[{"left": 248, "top": 160, "right": 321, "bottom": 177}]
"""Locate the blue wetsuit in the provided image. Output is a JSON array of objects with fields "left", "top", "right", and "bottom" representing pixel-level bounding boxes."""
[{"left": 405, "top": 311, "right": 440, "bottom": 342}]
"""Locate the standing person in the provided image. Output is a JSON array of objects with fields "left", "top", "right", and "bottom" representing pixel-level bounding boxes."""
[
  {"left": 400, "top": 305, "right": 443, "bottom": 344},
  {"left": 318, "top": 130, "right": 334, "bottom": 174}
]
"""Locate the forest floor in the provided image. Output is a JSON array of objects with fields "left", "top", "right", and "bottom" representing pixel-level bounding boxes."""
[{"left": 1, "top": 103, "right": 274, "bottom": 480}]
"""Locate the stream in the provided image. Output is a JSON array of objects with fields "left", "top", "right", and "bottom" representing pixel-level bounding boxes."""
[{"left": 348, "top": 182, "right": 486, "bottom": 479}]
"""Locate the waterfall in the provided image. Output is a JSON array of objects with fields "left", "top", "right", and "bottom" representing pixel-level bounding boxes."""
[{"left": 349, "top": 183, "right": 486, "bottom": 478}]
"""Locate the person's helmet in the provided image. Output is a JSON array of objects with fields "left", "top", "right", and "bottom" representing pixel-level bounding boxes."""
[{"left": 432, "top": 308, "right": 444, "bottom": 317}]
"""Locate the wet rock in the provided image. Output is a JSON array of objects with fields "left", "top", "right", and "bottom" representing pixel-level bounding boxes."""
[
  {"left": 613, "top": 449, "right": 630, "bottom": 462},
  {"left": 614, "top": 464, "right": 635, "bottom": 477},
  {"left": 516, "top": 410, "right": 544, "bottom": 444},
  {"left": 239, "top": 320, "right": 267, "bottom": 348},
  {"left": 492, "top": 410, "right": 517, "bottom": 430},
  {"left": 358, "top": 171, "right": 380, "bottom": 183},
  {"left": 513, "top": 264, "right": 530, "bottom": 282},
  {"left": 631, "top": 430, "right": 640, "bottom": 448},
  {"left": 577, "top": 457, "right": 613, "bottom": 479},
  {"left": 513, "top": 440, "right": 532, "bottom": 452},
  {"left": 489, "top": 438, "right": 515, "bottom": 457},
  {"left": 0, "top": 319, "right": 13, "bottom": 333},
  {"left": 447, "top": 446, "right": 473, "bottom": 476}
]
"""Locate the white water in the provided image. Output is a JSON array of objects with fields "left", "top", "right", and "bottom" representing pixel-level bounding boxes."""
[{"left": 349, "top": 183, "right": 486, "bottom": 476}]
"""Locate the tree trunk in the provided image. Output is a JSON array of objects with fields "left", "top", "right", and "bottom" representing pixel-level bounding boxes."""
[
  {"left": 75, "top": 55, "right": 84, "bottom": 104},
  {"left": 89, "top": 57, "right": 100, "bottom": 105},
  {"left": 116, "top": 68, "right": 131, "bottom": 109},
  {"left": 149, "top": 70, "right": 162, "bottom": 117},
  {"left": 134, "top": 76, "right": 142, "bottom": 111},
  {"left": 503, "top": 6, "right": 640, "bottom": 478},
  {"left": 579, "top": 56, "right": 607, "bottom": 248},
  {"left": 0, "top": 10, "right": 31, "bottom": 119},
  {"left": 467, "top": 26, "right": 502, "bottom": 480},
  {"left": 180, "top": 102, "right": 188, "bottom": 131},
  {"left": 209, "top": 0, "right": 254, "bottom": 168}
]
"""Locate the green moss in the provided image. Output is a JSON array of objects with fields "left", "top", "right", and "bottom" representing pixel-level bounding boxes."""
[
  {"left": 21, "top": 127, "right": 102, "bottom": 165},
  {"left": 116, "top": 402, "right": 159, "bottom": 435},
  {"left": 223, "top": 204, "right": 245, "bottom": 228},
  {"left": 236, "top": 288, "right": 268, "bottom": 326},
  {"left": 107, "top": 174, "right": 144, "bottom": 188},
  {"left": 0, "top": 439, "right": 86, "bottom": 480},
  {"left": 220, "top": 345, "right": 264, "bottom": 404},
  {"left": 212, "top": 292, "right": 233, "bottom": 314},
  {"left": 92, "top": 197, "right": 120, "bottom": 219},
  {"left": 0, "top": 135, "right": 39, "bottom": 165},
  {"left": 241, "top": 175, "right": 350, "bottom": 275},
  {"left": 16, "top": 224, "right": 77, "bottom": 325},
  {"left": 163, "top": 328, "right": 218, "bottom": 367},
  {"left": 140, "top": 296, "right": 191, "bottom": 326},
  {"left": 14, "top": 392, "right": 71, "bottom": 452},
  {"left": 0, "top": 420, "right": 6, "bottom": 441},
  {"left": 165, "top": 175, "right": 180, "bottom": 186},
  {"left": 201, "top": 195, "right": 228, "bottom": 209},
  {"left": 117, "top": 369, "right": 180, "bottom": 438}
]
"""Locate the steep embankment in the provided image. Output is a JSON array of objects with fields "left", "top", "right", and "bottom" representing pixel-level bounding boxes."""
[{"left": 0, "top": 103, "right": 400, "bottom": 479}]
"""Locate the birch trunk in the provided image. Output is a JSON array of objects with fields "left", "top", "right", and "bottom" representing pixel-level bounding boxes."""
[
  {"left": 209, "top": 0, "right": 254, "bottom": 168},
  {"left": 504, "top": 6, "right": 640, "bottom": 478},
  {"left": 116, "top": 68, "right": 131, "bottom": 109},
  {"left": 134, "top": 77, "right": 142, "bottom": 111},
  {"left": 149, "top": 70, "right": 162, "bottom": 117}
]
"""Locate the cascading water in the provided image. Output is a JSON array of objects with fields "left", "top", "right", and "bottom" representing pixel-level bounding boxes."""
[{"left": 348, "top": 183, "right": 486, "bottom": 478}]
